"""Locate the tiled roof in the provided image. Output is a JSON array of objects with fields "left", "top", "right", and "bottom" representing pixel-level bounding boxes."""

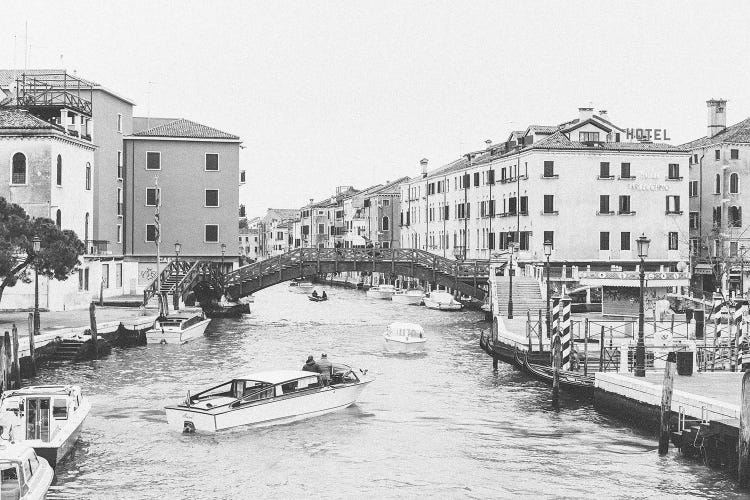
[
  {"left": 267, "top": 208, "right": 298, "bottom": 219},
  {"left": 0, "top": 109, "right": 63, "bottom": 130},
  {"left": 527, "top": 131, "right": 687, "bottom": 152},
  {"left": 368, "top": 176, "right": 410, "bottom": 195},
  {"left": 525, "top": 125, "right": 558, "bottom": 135},
  {"left": 131, "top": 117, "right": 239, "bottom": 140},
  {"left": 680, "top": 117, "right": 750, "bottom": 149}
]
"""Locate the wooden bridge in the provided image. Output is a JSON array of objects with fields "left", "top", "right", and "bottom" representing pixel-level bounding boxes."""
[{"left": 143, "top": 248, "right": 491, "bottom": 305}]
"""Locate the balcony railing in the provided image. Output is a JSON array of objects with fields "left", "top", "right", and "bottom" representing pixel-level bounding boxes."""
[{"left": 85, "top": 240, "right": 109, "bottom": 255}]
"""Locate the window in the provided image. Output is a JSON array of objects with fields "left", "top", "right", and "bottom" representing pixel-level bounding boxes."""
[
  {"left": 543, "top": 161, "right": 555, "bottom": 178},
  {"left": 600, "top": 232, "right": 610, "bottom": 251},
  {"left": 487, "top": 169, "right": 495, "bottom": 184},
  {"left": 729, "top": 206, "right": 742, "bottom": 227},
  {"left": 11, "top": 152, "right": 26, "bottom": 184},
  {"left": 117, "top": 188, "right": 123, "bottom": 216},
  {"left": 116, "top": 263, "right": 122, "bottom": 288},
  {"left": 240, "top": 170, "right": 246, "bottom": 183},
  {"left": 668, "top": 163, "right": 681, "bottom": 179},
  {"left": 666, "top": 195, "right": 681, "bottom": 214},
  {"left": 690, "top": 238, "right": 699, "bottom": 256},
  {"left": 146, "top": 224, "right": 157, "bottom": 242},
  {"left": 618, "top": 195, "right": 632, "bottom": 214},
  {"left": 519, "top": 196, "right": 528, "bottom": 215},
  {"left": 117, "top": 224, "right": 122, "bottom": 243},
  {"left": 599, "top": 162, "right": 611, "bottom": 178},
  {"left": 689, "top": 180, "right": 698, "bottom": 197},
  {"left": 117, "top": 151, "right": 123, "bottom": 179},
  {"left": 620, "top": 162, "right": 632, "bottom": 178},
  {"left": 205, "top": 189, "right": 219, "bottom": 207},
  {"left": 621, "top": 232, "right": 630, "bottom": 251},
  {"left": 383, "top": 199, "right": 390, "bottom": 207},
  {"left": 102, "top": 263, "right": 110, "bottom": 289},
  {"left": 668, "top": 232, "right": 679, "bottom": 251},
  {"left": 544, "top": 230, "right": 554, "bottom": 249},
  {"left": 715, "top": 149, "right": 721, "bottom": 160},
  {"left": 731, "top": 173, "right": 739, "bottom": 194},
  {"left": 205, "top": 224, "right": 219, "bottom": 242},
  {"left": 56, "top": 155, "right": 62, "bottom": 186},
  {"left": 85, "top": 163, "right": 91, "bottom": 190},
  {"left": 318, "top": 223, "right": 324, "bottom": 234},
  {"left": 206, "top": 153, "right": 219, "bottom": 171},
  {"left": 732, "top": 149, "right": 740, "bottom": 160},
  {"left": 146, "top": 188, "right": 160, "bottom": 207},
  {"left": 689, "top": 211, "right": 699, "bottom": 229},
  {"left": 382, "top": 216, "right": 390, "bottom": 231},
  {"left": 579, "top": 131, "right": 600, "bottom": 142},
  {"left": 519, "top": 231, "right": 529, "bottom": 251},
  {"left": 543, "top": 195, "right": 555, "bottom": 214},
  {"left": 117, "top": 113, "right": 122, "bottom": 133},
  {"left": 463, "top": 173, "right": 470, "bottom": 189},
  {"left": 146, "top": 152, "right": 160, "bottom": 170},
  {"left": 731, "top": 241, "right": 739, "bottom": 257},
  {"left": 599, "top": 195, "right": 611, "bottom": 214},
  {"left": 713, "top": 206, "right": 722, "bottom": 226},
  {"left": 715, "top": 173, "right": 722, "bottom": 194},
  {"left": 501, "top": 168, "right": 507, "bottom": 182},
  {"left": 55, "top": 209, "right": 61, "bottom": 228},
  {"left": 473, "top": 172, "right": 480, "bottom": 187}
]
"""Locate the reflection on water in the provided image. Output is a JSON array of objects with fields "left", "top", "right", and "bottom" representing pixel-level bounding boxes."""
[{"left": 31, "top": 285, "right": 744, "bottom": 498}]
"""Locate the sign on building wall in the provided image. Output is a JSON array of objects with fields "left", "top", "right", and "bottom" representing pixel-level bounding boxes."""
[{"left": 625, "top": 128, "right": 671, "bottom": 141}]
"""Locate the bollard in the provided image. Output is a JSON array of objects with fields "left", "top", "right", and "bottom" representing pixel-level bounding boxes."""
[
  {"left": 552, "top": 333, "right": 561, "bottom": 407},
  {"left": 739, "top": 370, "right": 750, "bottom": 487},
  {"left": 659, "top": 352, "right": 676, "bottom": 455},
  {"left": 10, "top": 325, "right": 19, "bottom": 389},
  {"left": 89, "top": 302, "right": 99, "bottom": 360}
]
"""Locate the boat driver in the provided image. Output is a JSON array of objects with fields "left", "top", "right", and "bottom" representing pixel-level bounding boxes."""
[{"left": 317, "top": 353, "right": 333, "bottom": 386}]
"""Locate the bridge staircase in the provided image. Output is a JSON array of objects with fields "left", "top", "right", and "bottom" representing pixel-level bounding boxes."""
[
  {"left": 492, "top": 274, "right": 546, "bottom": 317},
  {"left": 143, "top": 260, "right": 223, "bottom": 306}
]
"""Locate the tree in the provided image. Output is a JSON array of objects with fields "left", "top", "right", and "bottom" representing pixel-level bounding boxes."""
[{"left": 0, "top": 198, "right": 84, "bottom": 306}]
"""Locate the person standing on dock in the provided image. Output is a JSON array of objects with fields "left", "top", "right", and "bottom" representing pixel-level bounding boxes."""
[{"left": 317, "top": 353, "right": 332, "bottom": 386}]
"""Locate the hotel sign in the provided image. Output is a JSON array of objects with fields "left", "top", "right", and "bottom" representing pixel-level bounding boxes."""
[
  {"left": 578, "top": 271, "right": 689, "bottom": 281},
  {"left": 625, "top": 128, "right": 671, "bottom": 141}
]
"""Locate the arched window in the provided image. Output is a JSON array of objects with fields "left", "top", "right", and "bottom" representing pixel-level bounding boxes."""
[
  {"left": 715, "top": 173, "right": 722, "bottom": 194},
  {"left": 382, "top": 216, "right": 389, "bottom": 231},
  {"left": 730, "top": 173, "right": 740, "bottom": 194},
  {"left": 55, "top": 209, "right": 61, "bottom": 228},
  {"left": 56, "top": 155, "right": 62, "bottom": 186},
  {"left": 11, "top": 152, "right": 26, "bottom": 184},
  {"left": 729, "top": 206, "right": 742, "bottom": 228},
  {"left": 85, "top": 163, "right": 91, "bottom": 190}
]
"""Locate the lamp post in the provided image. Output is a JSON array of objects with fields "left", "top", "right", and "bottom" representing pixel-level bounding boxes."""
[
  {"left": 741, "top": 245, "right": 746, "bottom": 298},
  {"left": 508, "top": 242, "right": 516, "bottom": 319},
  {"left": 174, "top": 241, "right": 181, "bottom": 267},
  {"left": 220, "top": 242, "right": 226, "bottom": 268},
  {"left": 544, "top": 240, "right": 553, "bottom": 338},
  {"left": 635, "top": 233, "right": 651, "bottom": 377},
  {"left": 32, "top": 236, "right": 41, "bottom": 336}
]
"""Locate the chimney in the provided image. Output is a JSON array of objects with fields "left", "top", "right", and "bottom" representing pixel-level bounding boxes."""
[
  {"left": 485, "top": 139, "right": 492, "bottom": 149},
  {"left": 598, "top": 109, "right": 608, "bottom": 120},
  {"left": 707, "top": 99, "right": 727, "bottom": 138},
  {"left": 579, "top": 107, "right": 594, "bottom": 121},
  {"left": 420, "top": 158, "right": 429, "bottom": 178}
]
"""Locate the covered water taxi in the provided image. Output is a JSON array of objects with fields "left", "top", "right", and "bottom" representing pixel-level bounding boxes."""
[
  {"left": 384, "top": 322, "right": 427, "bottom": 352},
  {"left": 146, "top": 311, "right": 211, "bottom": 344},
  {"left": 0, "top": 444, "right": 54, "bottom": 499}
]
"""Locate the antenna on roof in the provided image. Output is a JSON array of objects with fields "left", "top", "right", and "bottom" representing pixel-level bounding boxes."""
[{"left": 24, "top": 21, "right": 28, "bottom": 72}]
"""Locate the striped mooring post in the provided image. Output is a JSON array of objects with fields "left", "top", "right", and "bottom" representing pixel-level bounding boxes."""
[
  {"left": 551, "top": 294, "right": 561, "bottom": 342},
  {"left": 712, "top": 291, "right": 724, "bottom": 318},
  {"left": 560, "top": 294, "right": 572, "bottom": 370}
]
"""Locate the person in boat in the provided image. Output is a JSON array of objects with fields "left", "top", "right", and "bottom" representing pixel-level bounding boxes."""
[
  {"left": 317, "top": 353, "right": 332, "bottom": 386},
  {"left": 322, "top": 291, "right": 327, "bottom": 300},
  {"left": 302, "top": 355, "right": 319, "bottom": 373},
  {"left": 311, "top": 289, "right": 319, "bottom": 298}
]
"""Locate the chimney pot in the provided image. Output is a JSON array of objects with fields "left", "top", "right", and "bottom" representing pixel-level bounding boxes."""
[
  {"left": 485, "top": 139, "right": 492, "bottom": 148},
  {"left": 420, "top": 158, "right": 429, "bottom": 178},
  {"left": 579, "top": 107, "right": 594, "bottom": 121}
]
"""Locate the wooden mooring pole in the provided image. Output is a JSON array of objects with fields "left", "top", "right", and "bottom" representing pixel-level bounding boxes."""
[
  {"left": 27, "top": 312, "right": 36, "bottom": 377},
  {"left": 739, "top": 370, "right": 750, "bottom": 487},
  {"left": 583, "top": 319, "right": 589, "bottom": 376},
  {"left": 599, "top": 325, "right": 605, "bottom": 372},
  {"left": 3, "top": 333, "right": 11, "bottom": 393},
  {"left": 659, "top": 351, "right": 676, "bottom": 455},
  {"left": 89, "top": 302, "right": 99, "bottom": 360},
  {"left": 552, "top": 333, "right": 560, "bottom": 407},
  {"left": 11, "top": 324, "right": 19, "bottom": 389}
]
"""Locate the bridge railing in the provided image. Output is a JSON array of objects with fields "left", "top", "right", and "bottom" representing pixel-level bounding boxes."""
[
  {"left": 174, "top": 260, "right": 222, "bottom": 298},
  {"left": 143, "top": 260, "right": 178, "bottom": 305}
]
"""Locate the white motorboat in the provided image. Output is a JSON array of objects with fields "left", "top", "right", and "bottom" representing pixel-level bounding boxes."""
[
  {"left": 0, "top": 385, "right": 91, "bottom": 466},
  {"left": 384, "top": 322, "right": 427, "bottom": 352},
  {"left": 146, "top": 311, "right": 211, "bottom": 344},
  {"left": 391, "top": 289, "right": 424, "bottom": 305},
  {"left": 165, "top": 365, "right": 371, "bottom": 433},
  {"left": 289, "top": 280, "right": 314, "bottom": 293},
  {"left": 423, "top": 291, "right": 463, "bottom": 311},
  {"left": 0, "top": 443, "right": 54, "bottom": 499},
  {"left": 366, "top": 284, "right": 396, "bottom": 300}
]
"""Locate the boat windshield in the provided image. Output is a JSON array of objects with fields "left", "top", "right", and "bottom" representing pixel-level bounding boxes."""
[
  {"left": 0, "top": 462, "right": 21, "bottom": 497},
  {"left": 331, "top": 364, "right": 359, "bottom": 384},
  {"left": 387, "top": 323, "right": 424, "bottom": 337}
]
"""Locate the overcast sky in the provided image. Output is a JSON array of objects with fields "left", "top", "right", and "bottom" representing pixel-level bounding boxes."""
[{"left": 3, "top": 1, "right": 749, "bottom": 217}]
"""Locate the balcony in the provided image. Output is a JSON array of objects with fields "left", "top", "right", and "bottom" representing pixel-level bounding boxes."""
[{"left": 85, "top": 240, "right": 109, "bottom": 255}]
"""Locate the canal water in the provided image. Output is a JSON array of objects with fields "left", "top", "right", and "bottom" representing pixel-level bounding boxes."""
[{"left": 34, "top": 285, "right": 746, "bottom": 499}]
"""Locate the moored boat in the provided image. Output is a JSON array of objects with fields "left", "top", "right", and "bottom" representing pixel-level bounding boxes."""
[
  {"left": 366, "top": 284, "right": 396, "bottom": 300},
  {"left": 289, "top": 280, "right": 314, "bottom": 293},
  {"left": 165, "top": 365, "right": 371, "bottom": 433},
  {"left": 391, "top": 289, "right": 424, "bottom": 305},
  {"left": 146, "top": 311, "right": 211, "bottom": 344},
  {"left": 423, "top": 291, "right": 463, "bottom": 311},
  {"left": 519, "top": 350, "right": 594, "bottom": 395},
  {"left": 384, "top": 322, "right": 427, "bottom": 352},
  {"left": 0, "top": 385, "right": 91, "bottom": 466},
  {"left": 0, "top": 443, "right": 54, "bottom": 498}
]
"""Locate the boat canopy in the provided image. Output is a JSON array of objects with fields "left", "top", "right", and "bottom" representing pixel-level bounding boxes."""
[
  {"left": 235, "top": 370, "right": 314, "bottom": 385},
  {"left": 387, "top": 322, "right": 424, "bottom": 336}
]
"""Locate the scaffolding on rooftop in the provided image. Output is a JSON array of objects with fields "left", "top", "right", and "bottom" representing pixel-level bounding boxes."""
[{"left": 10, "top": 72, "right": 93, "bottom": 117}]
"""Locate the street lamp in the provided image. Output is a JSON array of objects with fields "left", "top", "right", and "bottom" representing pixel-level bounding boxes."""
[
  {"left": 32, "top": 236, "right": 41, "bottom": 336},
  {"left": 220, "top": 242, "right": 226, "bottom": 268},
  {"left": 174, "top": 241, "right": 181, "bottom": 267},
  {"left": 635, "top": 233, "right": 651, "bottom": 377},
  {"left": 544, "top": 240, "right": 553, "bottom": 338},
  {"left": 508, "top": 242, "right": 516, "bottom": 319}
]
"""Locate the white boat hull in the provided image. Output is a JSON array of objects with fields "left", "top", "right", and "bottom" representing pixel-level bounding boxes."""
[
  {"left": 384, "top": 336, "right": 426, "bottom": 352},
  {"left": 367, "top": 290, "right": 395, "bottom": 300},
  {"left": 30, "top": 398, "right": 91, "bottom": 466},
  {"left": 166, "top": 381, "right": 370, "bottom": 432},
  {"left": 391, "top": 293, "right": 423, "bottom": 305},
  {"left": 146, "top": 318, "right": 211, "bottom": 344},
  {"left": 423, "top": 299, "right": 463, "bottom": 311}
]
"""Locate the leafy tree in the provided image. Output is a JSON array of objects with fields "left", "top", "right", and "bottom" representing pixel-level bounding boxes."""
[{"left": 0, "top": 198, "right": 84, "bottom": 305}]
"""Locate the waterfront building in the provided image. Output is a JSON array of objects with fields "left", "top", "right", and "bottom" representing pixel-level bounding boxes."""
[
  {"left": 684, "top": 99, "right": 750, "bottom": 294},
  {"left": 359, "top": 177, "right": 408, "bottom": 249},
  {"left": 123, "top": 117, "right": 242, "bottom": 279},
  {"left": 257, "top": 208, "right": 297, "bottom": 258},
  {"left": 240, "top": 216, "right": 260, "bottom": 263}
]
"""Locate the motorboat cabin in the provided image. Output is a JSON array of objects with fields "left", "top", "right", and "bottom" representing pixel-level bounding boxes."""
[
  {"left": 391, "top": 289, "right": 424, "bottom": 305},
  {"left": 146, "top": 311, "right": 211, "bottom": 344},
  {"left": 366, "top": 284, "right": 396, "bottom": 300},
  {"left": 0, "top": 385, "right": 91, "bottom": 466},
  {"left": 0, "top": 444, "right": 54, "bottom": 499},
  {"left": 289, "top": 280, "right": 314, "bottom": 293},
  {"left": 165, "top": 365, "right": 371, "bottom": 433},
  {"left": 384, "top": 322, "right": 427, "bottom": 352},
  {"left": 423, "top": 291, "right": 463, "bottom": 311}
]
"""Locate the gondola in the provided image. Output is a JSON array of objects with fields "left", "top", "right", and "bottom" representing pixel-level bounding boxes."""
[{"left": 518, "top": 350, "right": 594, "bottom": 395}]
